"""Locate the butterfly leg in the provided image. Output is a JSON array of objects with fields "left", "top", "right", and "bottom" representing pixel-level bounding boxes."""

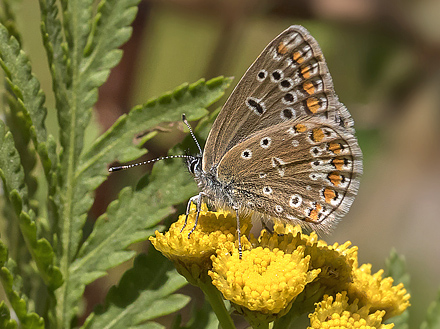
[
  {"left": 184, "top": 192, "right": 207, "bottom": 239},
  {"left": 234, "top": 207, "right": 243, "bottom": 259},
  {"left": 180, "top": 195, "right": 199, "bottom": 233}
]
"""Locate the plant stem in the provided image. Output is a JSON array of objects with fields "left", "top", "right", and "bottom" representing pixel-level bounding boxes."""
[{"left": 199, "top": 280, "right": 236, "bottom": 329}]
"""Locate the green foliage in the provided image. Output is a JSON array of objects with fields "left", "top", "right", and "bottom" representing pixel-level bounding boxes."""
[
  {"left": 173, "top": 300, "right": 219, "bottom": 329},
  {"left": 82, "top": 249, "right": 190, "bottom": 329},
  {"left": 385, "top": 249, "right": 410, "bottom": 329},
  {"left": 0, "top": 1, "right": 231, "bottom": 328},
  {"left": 0, "top": 241, "right": 45, "bottom": 328},
  {"left": 421, "top": 289, "right": 440, "bottom": 329}
]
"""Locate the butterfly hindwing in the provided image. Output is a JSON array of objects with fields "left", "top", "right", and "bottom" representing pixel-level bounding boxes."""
[{"left": 216, "top": 118, "right": 362, "bottom": 232}]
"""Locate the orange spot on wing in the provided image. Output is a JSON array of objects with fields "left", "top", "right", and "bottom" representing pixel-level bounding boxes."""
[
  {"left": 301, "top": 65, "right": 312, "bottom": 79},
  {"left": 309, "top": 204, "right": 322, "bottom": 221},
  {"left": 331, "top": 158, "right": 344, "bottom": 170},
  {"left": 303, "top": 81, "right": 315, "bottom": 95},
  {"left": 277, "top": 42, "right": 288, "bottom": 55},
  {"left": 293, "top": 51, "right": 304, "bottom": 64},
  {"left": 294, "top": 123, "right": 307, "bottom": 133},
  {"left": 329, "top": 142, "right": 343, "bottom": 154},
  {"left": 324, "top": 188, "right": 336, "bottom": 204},
  {"left": 306, "top": 97, "right": 321, "bottom": 113},
  {"left": 328, "top": 172, "right": 343, "bottom": 186},
  {"left": 312, "top": 128, "right": 324, "bottom": 142}
]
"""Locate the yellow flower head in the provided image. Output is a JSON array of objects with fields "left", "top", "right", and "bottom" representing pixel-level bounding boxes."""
[
  {"left": 259, "top": 224, "right": 357, "bottom": 293},
  {"left": 309, "top": 292, "right": 394, "bottom": 329},
  {"left": 348, "top": 264, "right": 411, "bottom": 320},
  {"left": 149, "top": 204, "right": 252, "bottom": 284},
  {"left": 209, "top": 240, "right": 320, "bottom": 322}
]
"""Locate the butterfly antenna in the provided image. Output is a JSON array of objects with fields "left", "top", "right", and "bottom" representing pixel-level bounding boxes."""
[
  {"left": 109, "top": 154, "right": 189, "bottom": 172},
  {"left": 182, "top": 114, "right": 202, "bottom": 154}
]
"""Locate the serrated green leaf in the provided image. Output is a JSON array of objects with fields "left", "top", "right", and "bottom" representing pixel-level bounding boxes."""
[
  {"left": 384, "top": 249, "right": 410, "bottom": 329},
  {"left": 178, "top": 300, "right": 218, "bottom": 329},
  {"left": 64, "top": 155, "right": 198, "bottom": 327},
  {"left": 52, "top": 1, "right": 146, "bottom": 326},
  {"left": 0, "top": 301, "right": 18, "bottom": 329},
  {"left": 0, "top": 0, "right": 22, "bottom": 45},
  {"left": 421, "top": 289, "right": 440, "bottom": 329},
  {"left": 78, "top": 76, "right": 231, "bottom": 189},
  {"left": 0, "top": 23, "right": 56, "bottom": 175},
  {"left": 0, "top": 240, "right": 7, "bottom": 266},
  {"left": 0, "top": 121, "right": 62, "bottom": 290},
  {"left": 81, "top": 249, "right": 189, "bottom": 329},
  {"left": 384, "top": 248, "right": 410, "bottom": 288},
  {"left": 39, "top": 0, "right": 71, "bottom": 127},
  {"left": 60, "top": 77, "right": 230, "bottom": 290},
  {"left": 56, "top": 0, "right": 141, "bottom": 176},
  {"left": 0, "top": 240, "right": 45, "bottom": 329}
]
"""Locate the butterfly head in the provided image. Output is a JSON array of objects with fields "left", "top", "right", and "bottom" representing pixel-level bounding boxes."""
[{"left": 186, "top": 154, "right": 202, "bottom": 177}]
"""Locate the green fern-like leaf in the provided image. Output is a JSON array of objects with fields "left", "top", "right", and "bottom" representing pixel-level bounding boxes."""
[
  {"left": 55, "top": 74, "right": 229, "bottom": 325},
  {"left": 81, "top": 249, "right": 190, "bottom": 329},
  {"left": 420, "top": 289, "right": 440, "bottom": 329},
  {"left": 2, "top": 0, "right": 233, "bottom": 326},
  {"left": 0, "top": 240, "right": 45, "bottom": 329},
  {"left": 0, "top": 0, "right": 22, "bottom": 45},
  {"left": 384, "top": 249, "right": 410, "bottom": 329},
  {"left": 0, "top": 19, "right": 59, "bottom": 244},
  {"left": 0, "top": 23, "right": 55, "bottom": 173},
  {"left": 0, "top": 121, "right": 62, "bottom": 290},
  {"left": 65, "top": 155, "right": 200, "bottom": 325},
  {"left": 0, "top": 301, "right": 18, "bottom": 329},
  {"left": 78, "top": 76, "right": 231, "bottom": 188}
]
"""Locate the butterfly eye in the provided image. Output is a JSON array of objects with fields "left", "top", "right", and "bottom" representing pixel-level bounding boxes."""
[{"left": 187, "top": 156, "right": 201, "bottom": 175}]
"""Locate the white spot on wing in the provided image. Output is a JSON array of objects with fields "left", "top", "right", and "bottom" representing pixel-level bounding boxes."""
[
  {"left": 263, "top": 186, "right": 273, "bottom": 195},
  {"left": 260, "top": 137, "right": 272, "bottom": 149},
  {"left": 290, "top": 194, "right": 302, "bottom": 208},
  {"left": 241, "top": 149, "right": 252, "bottom": 159}
]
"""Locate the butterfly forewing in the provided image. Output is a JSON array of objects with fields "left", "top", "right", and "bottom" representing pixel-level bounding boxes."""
[
  {"left": 216, "top": 118, "right": 362, "bottom": 232},
  {"left": 203, "top": 25, "right": 350, "bottom": 172}
]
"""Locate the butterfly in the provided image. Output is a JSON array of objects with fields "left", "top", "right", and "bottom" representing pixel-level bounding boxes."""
[
  {"left": 182, "top": 25, "right": 362, "bottom": 257},
  {"left": 111, "top": 26, "right": 363, "bottom": 258}
]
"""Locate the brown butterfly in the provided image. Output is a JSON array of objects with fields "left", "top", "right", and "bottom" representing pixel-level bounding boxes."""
[{"left": 111, "top": 26, "right": 363, "bottom": 258}]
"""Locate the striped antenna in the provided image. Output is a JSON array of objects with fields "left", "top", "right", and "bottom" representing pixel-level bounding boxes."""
[
  {"left": 182, "top": 114, "right": 202, "bottom": 154},
  {"left": 109, "top": 154, "right": 190, "bottom": 172},
  {"left": 109, "top": 114, "right": 199, "bottom": 173}
]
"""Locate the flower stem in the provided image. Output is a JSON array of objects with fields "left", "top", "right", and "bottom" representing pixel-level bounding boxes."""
[
  {"left": 252, "top": 320, "right": 270, "bottom": 329},
  {"left": 199, "top": 280, "right": 236, "bottom": 329}
]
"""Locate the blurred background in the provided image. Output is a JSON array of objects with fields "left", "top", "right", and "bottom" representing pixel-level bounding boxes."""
[{"left": 10, "top": 0, "right": 440, "bottom": 327}]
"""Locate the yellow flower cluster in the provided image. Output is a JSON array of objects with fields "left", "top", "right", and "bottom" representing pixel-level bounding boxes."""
[
  {"left": 150, "top": 207, "right": 410, "bottom": 327},
  {"left": 209, "top": 245, "right": 320, "bottom": 315},
  {"left": 149, "top": 204, "right": 252, "bottom": 283},
  {"left": 348, "top": 264, "right": 411, "bottom": 320},
  {"left": 309, "top": 292, "right": 394, "bottom": 329}
]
